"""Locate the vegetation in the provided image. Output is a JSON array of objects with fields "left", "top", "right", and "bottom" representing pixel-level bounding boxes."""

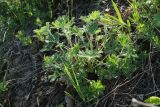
[
  {"left": 145, "top": 96, "right": 160, "bottom": 106},
  {"left": 0, "top": 0, "right": 160, "bottom": 106}
]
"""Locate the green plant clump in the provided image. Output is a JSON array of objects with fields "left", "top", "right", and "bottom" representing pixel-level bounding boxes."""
[
  {"left": 3, "top": 0, "right": 160, "bottom": 104},
  {"left": 145, "top": 96, "right": 160, "bottom": 105},
  {"left": 33, "top": 0, "right": 140, "bottom": 102},
  {"left": 0, "top": 81, "right": 8, "bottom": 92},
  {"left": 0, "top": 0, "right": 59, "bottom": 43}
]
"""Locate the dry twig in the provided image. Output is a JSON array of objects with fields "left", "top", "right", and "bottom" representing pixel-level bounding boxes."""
[{"left": 132, "top": 98, "right": 157, "bottom": 107}]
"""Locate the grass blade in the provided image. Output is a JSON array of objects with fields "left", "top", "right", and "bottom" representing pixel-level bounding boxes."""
[
  {"left": 112, "top": 0, "right": 124, "bottom": 24},
  {"left": 64, "top": 65, "right": 85, "bottom": 101}
]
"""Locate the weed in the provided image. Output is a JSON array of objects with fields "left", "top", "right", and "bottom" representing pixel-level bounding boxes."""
[
  {"left": 33, "top": 1, "right": 140, "bottom": 101},
  {"left": 145, "top": 96, "right": 160, "bottom": 106},
  {"left": 0, "top": 81, "right": 8, "bottom": 92}
]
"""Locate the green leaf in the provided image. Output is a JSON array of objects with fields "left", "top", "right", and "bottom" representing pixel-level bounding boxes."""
[
  {"left": 41, "top": 33, "right": 59, "bottom": 52},
  {"left": 117, "top": 33, "right": 130, "bottom": 47},
  {"left": 0, "top": 81, "right": 8, "bottom": 92},
  {"left": 64, "top": 65, "right": 85, "bottom": 101},
  {"left": 48, "top": 74, "right": 57, "bottom": 82},
  {"left": 102, "top": 11, "right": 126, "bottom": 26},
  {"left": 90, "top": 80, "right": 105, "bottom": 91},
  {"left": 16, "top": 31, "right": 32, "bottom": 46},
  {"left": 78, "top": 49, "right": 102, "bottom": 61},
  {"left": 153, "top": 13, "right": 160, "bottom": 28},
  {"left": 80, "top": 11, "right": 100, "bottom": 23},
  {"left": 41, "top": 42, "right": 54, "bottom": 52},
  {"left": 89, "top": 80, "right": 105, "bottom": 98},
  {"left": 103, "top": 13, "right": 119, "bottom": 22},
  {"left": 34, "top": 23, "right": 50, "bottom": 41},
  {"left": 85, "top": 22, "right": 101, "bottom": 35},
  {"left": 66, "top": 43, "right": 80, "bottom": 59},
  {"left": 107, "top": 54, "right": 120, "bottom": 66},
  {"left": 72, "top": 26, "right": 84, "bottom": 38},
  {"left": 52, "top": 16, "right": 74, "bottom": 29},
  {"left": 145, "top": 96, "right": 160, "bottom": 105},
  {"left": 35, "top": 17, "right": 42, "bottom": 26},
  {"left": 44, "top": 56, "right": 54, "bottom": 68},
  {"left": 112, "top": 0, "right": 124, "bottom": 24},
  {"left": 89, "top": 11, "right": 101, "bottom": 21}
]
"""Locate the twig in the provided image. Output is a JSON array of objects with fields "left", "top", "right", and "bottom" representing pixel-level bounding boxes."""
[
  {"left": 93, "top": 72, "right": 142, "bottom": 107},
  {"left": 3, "top": 28, "right": 8, "bottom": 42},
  {"left": 132, "top": 98, "right": 157, "bottom": 107}
]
